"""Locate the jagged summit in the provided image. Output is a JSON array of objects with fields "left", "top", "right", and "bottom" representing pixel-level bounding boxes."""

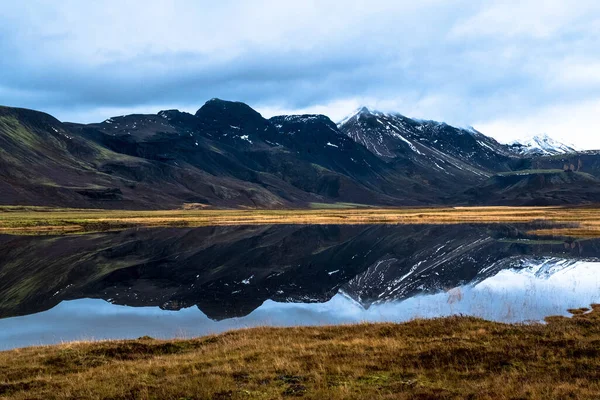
[
  {"left": 356, "top": 106, "right": 380, "bottom": 116},
  {"left": 337, "top": 106, "right": 395, "bottom": 126},
  {"left": 508, "top": 134, "right": 578, "bottom": 156},
  {"left": 157, "top": 109, "right": 194, "bottom": 121}
]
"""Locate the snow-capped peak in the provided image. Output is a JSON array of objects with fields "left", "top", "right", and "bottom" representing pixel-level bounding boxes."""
[
  {"left": 508, "top": 134, "right": 578, "bottom": 156},
  {"left": 337, "top": 106, "right": 387, "bottom": 126}
]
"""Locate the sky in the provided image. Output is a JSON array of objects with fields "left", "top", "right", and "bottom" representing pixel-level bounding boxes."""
[{"left": 1, "top": 1, "right": 599, "bottom": 148}]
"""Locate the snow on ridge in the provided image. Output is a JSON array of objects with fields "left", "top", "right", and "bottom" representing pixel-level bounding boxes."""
[
  {"left": 386, "top": 122, "right": 423, "bottom": 155},
  {"left": 337, "top": 106, "right": 390, "bottom": 126},
  {"left": 337, "top": 107, "right": 369, "bottom": 126},
  {"left": 279, "top": 115, "right": 327, "bottom": 123}
]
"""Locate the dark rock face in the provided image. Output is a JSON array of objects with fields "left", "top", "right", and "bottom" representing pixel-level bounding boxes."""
[{"left": 0, "top": 99, "right": 598, "bottom": 209}]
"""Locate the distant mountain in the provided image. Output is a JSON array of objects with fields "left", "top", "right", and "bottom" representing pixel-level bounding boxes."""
[
  {"left": 0, "top": 100, "right": 599, "bottom": 208},
  {"left": 508, "top": 134, "right": 578, "bottom": 156}
]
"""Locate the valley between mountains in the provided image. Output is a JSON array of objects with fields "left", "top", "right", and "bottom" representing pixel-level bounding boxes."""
[{"left": 1, "top": 99, "right": 597, "bottom": 210}]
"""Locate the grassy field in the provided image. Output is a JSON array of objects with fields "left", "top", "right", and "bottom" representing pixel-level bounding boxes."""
[
  {"left": 0, "top": 305, "right": 598, "bottom": 399},
  {"left": 0, "top": 205, "right": 600, "bottom": 236}
]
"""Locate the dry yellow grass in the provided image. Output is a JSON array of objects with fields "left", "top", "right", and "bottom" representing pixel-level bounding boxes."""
[
  {"left": 0, "top": 305, "right": 599, "bottom": 399},
  {"left": 1, "top": 205, "right": 600, "bottom": 236},
  {"left": 527, "top": 225, "right": 600, "bottom": 237}
]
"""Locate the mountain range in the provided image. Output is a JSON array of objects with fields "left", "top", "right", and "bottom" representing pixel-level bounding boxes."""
[{"left": 0, "top": 99, "right": 598, "bottom": 209}]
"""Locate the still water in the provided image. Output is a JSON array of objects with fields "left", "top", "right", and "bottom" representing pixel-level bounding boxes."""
[{"left": 0, "top": 224, "right": 599, "bottom": 350}]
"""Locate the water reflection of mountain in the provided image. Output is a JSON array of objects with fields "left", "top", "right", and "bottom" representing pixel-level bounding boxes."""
[{"left": 0, "top": 224, "right": 598, "bottom": 320}]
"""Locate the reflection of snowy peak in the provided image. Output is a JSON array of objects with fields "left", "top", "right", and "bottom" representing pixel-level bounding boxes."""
[
  {"left": 341, "top": 249, "right": 592, "bottom": 309},
  {"left": 507, "top": 257, "right": 583, "bottom": 278},
  {"left": 508, "top": 134, "right": 578, "bottom": 156}
]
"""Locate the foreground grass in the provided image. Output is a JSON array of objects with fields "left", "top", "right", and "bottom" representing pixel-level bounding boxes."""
[
  {"left": 1, "top": 205, "right": 600, "bottom": 236},
  {"left": 1, "top": 305, "right": 599, "bottom": 399}
]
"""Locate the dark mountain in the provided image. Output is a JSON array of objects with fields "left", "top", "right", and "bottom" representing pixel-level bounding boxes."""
[
  {"left": 266, "top": 114, "right": 449, "bottom": 204},
  {"left": 69, "top": 100, "right": 443, "bottom": 207},
  {"left": 338, "top": 108, "right": 516, "bottom": 172},
  {"left": 0, "top": 99, "right": 599, "bottom": 208},
  {"left": 0, "top": 224, "right": 595, "bottom": 320},
  {"left": 0, "top": 106, "right": 146, "bottom": 207}
]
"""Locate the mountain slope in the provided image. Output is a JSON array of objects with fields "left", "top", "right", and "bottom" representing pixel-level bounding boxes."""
[
  {"left": 1, "top": 105, "right": 314, "bottom": 208},
  {"left": 337, "top": 108, "right": 521, "bottom": 195},
  {"left": 0, "top": 106, "right": 142, "bottom": 207},
  {"left": 339, "top": 108, "right": 514, "bottom": 168}
]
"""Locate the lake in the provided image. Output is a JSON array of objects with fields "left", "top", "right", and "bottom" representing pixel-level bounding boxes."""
[{"left": 0, "top": 224, "right": 599, "bottom": 350}]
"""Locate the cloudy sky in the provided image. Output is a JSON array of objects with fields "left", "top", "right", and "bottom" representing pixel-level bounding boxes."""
[{"left": 1, "top": 1, "right": 599, "bottom": 148}]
